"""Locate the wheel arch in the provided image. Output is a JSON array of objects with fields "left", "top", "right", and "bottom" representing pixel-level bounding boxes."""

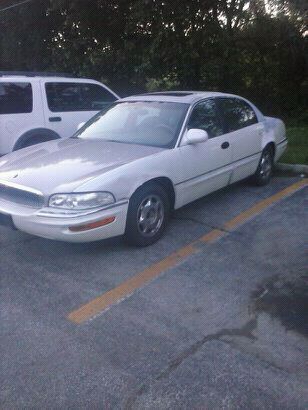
[
  {"left": 13, "top": 128, "right": 61, "bottom": 151},
  {"left": 131, "top": 176, "right": 176, "bottom": 210},
  {"left": 263, "top": 141, "right": 276, "bottom": 157}
]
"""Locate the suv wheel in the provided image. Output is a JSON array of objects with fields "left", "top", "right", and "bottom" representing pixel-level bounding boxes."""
[
  {"left": 19, "top": 136, "right": 50, "bottom": 149},
  {"left": 13, "top": 129, "right": 60, "bottom": 151}
]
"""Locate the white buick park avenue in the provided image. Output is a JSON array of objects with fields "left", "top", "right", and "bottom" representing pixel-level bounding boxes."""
[{"left": 0, "top": 92, "right": 287, "bottom": 246}]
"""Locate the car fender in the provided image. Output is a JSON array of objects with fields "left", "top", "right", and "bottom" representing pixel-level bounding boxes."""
[
  {"left": 261, "top": 125, "right": 275, "bottom": 151},
  {"left": 74, "top": 149, "right": 182, "bottom": 205},
  {"left": 261, "top": 117, "right": 287, "bottom": 157}
]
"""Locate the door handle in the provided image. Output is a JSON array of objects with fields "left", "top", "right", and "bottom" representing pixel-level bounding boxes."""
[
  {"left": 49, "top": 116, "right": 62, "bottom": 122},
  {"left": 221, "top": 141, "right": 230, "bottom": 149}
]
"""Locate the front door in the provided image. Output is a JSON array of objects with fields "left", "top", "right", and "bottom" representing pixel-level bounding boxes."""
[{"left": 177, "top": 99, "right": 233, "bottom": 208}]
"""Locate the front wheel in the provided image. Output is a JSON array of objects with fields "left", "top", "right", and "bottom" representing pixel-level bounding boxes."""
[
  {"left": 252, "top": 147, "right": 274, "bottom": 186},
  {"left": 125, "top": 183, "right": 170, "bottom": 246}
]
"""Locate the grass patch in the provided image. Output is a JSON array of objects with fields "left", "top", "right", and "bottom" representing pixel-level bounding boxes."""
[{"left": 280, "top": 126, "right": 308, "bottom": 164}]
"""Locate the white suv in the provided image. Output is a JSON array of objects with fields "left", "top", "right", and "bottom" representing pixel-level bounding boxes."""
[{"left": 0, "top": 72, "right": 119, "bottom": 155}]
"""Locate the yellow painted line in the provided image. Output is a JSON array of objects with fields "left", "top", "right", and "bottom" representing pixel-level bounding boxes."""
[
  {"left": 68, "top": 178, "right": 307, "bottom": 324},
  {"left": 199, "top": 228, "right": 225, "bottom": 243},
  {"left": 68, "top": 242, "right": 197, "bottom": 324},
  {"left": 223, "top": 178, "right": 307, "bottom": 231}
]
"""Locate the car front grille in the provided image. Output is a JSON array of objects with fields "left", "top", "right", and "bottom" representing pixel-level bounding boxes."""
[{"left": 0, "top": 182, "right": 44, "bottom": 208}]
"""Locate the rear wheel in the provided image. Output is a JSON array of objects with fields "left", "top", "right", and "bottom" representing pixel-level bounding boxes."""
[
  {"left": 125, "top": 183, "right": 170, "bottom": 246},
  {"left": 252, "top": 146, "right": 274, "bottom": 186},
  {"left": 13, "top": 128, "right": 60, "bottom": 151},
  {"left": 19, "top": 136, "right": 51, "bottom": 149}
]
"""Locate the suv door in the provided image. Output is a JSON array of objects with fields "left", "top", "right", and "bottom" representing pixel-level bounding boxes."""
[
  {"left": 177, "top": 99, "right": 232, "bottom": 207},
  {"left": 217, "top": 97, "right": 263, "bottom": 183},
  {"left": 0, "top": 80, "right": 44, "bottom": 154},
  {"left": 42, "top": 80, "right": 118, "bottom": 138}
]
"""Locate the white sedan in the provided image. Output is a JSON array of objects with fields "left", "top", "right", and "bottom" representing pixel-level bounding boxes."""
[{"left": 0, "top": 91, "right": 287, "bottom": 246}]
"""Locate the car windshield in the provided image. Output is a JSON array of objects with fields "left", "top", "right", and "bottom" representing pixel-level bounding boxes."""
[{"left": 74, "top": 101, "right": 189, "bottom": 148}]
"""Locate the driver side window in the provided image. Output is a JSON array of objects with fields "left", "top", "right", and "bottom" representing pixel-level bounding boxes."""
[{"left": 188, "top": 99, "right": 223, "bottom": 138}]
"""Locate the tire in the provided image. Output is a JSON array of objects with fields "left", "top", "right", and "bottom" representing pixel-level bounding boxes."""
[
  {"left": 19, "top": 136, "right": 50, "bottom": 149},
  {"left": 252, "top": 146, "right": 274, "bottom": 186},
  {"left": 13, "top": 128, "right": 60, "bottom": 151},
  {"left": 125, "top": 183, "right": 170, "bottom": 246}
]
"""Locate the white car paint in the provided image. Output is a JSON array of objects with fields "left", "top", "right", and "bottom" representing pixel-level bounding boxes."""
[
  {"left": 0, "top": 74, "right": 119, "bottom": 155},
  {"left": 0, "top": 91, "right": 287, "bottom": 243},
  {"left": 178, "top": 131, "right": 233, "bottom": 205}
]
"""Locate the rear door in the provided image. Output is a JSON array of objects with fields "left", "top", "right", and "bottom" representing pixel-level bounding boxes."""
[
  {"left": 0, "top": 80, "right": 44, "bottom": 154},
  {"left": 42, "top": 80, "right": 118, "bottom": 138},
  {"left": 217, "top": 97, "right": 263, "bottom": 183}
]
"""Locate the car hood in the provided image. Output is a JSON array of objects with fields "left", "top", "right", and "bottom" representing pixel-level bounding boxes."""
[{"left": 0, "top": 138, "right": 164, "bottom": 194}]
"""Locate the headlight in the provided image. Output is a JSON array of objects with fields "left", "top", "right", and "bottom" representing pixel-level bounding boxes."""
[{"left": 49, "top": 192, "right": 115, "bottom": 210}]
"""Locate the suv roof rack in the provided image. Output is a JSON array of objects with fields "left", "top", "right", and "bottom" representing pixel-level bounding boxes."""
[{"left": 0, "top": 71, "right": 77, "bottom": 78}]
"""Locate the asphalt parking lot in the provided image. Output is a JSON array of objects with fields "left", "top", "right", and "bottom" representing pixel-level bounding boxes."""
[{"left": 1, "top": 175, "right": 307, "bottom": 408}]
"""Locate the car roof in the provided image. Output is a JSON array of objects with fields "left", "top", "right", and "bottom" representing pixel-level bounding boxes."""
[
  {"left": 120, "top": 91, "right": 265, "bottom": 121},
  {"left": 0, "top": 73, "right": 100, "bottom": 83},
  {"left": 121, "top": 91, "right": 245, "bottom": 105}
]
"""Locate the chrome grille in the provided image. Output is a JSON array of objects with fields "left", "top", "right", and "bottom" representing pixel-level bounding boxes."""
[{"left": 0, "top": 183, "right": 44, "bottom": 208}]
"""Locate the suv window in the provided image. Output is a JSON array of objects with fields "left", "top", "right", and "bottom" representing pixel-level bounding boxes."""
[
  {"left": 188, "top": 99, "right": 223, "bottom": 138},
  {"left": 218, "top": 98, "right": 258, "bottom": 132},
  {"left": 0, "top": 82, "right": 33, "bottom": 114},
  {"left": 45, "top": 82, "right": 117, "bottom": 112}
]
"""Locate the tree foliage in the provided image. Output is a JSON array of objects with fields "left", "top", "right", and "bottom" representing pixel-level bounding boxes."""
[{"left": 0, "top": 0, "right": 306, "bottom": 118}]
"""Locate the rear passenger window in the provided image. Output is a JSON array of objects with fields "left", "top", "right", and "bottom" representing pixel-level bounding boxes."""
[
  {"left": 81, "top": 83, "right": 116, "bottom": 110},
  {"left": 45, "top": 82, "right": 117, "bottom": 112},
  {"left": 188, "top": 99, "right": 224, "bottom": 138},
  {"left": 0, "top": 82, "right": 33, "bottom": 114},
  {"left": 218, "top": 98, "right": 258, "bottom": 132}
]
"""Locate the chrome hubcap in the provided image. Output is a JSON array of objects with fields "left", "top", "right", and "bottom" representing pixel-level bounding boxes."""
[
  {"left": 137, "top": 195, "right": 164, "bottom": 237},
  {"left": 260, "top": 152, "right": 272, "bottom": 178}
]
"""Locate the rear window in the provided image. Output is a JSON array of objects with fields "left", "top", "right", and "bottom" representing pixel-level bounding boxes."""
[
  {"left": 0, "top": 82, "right": 33, "bottom": 114},
  {"left": 218, "top": 98, "right": 258, "bottom": 132},
  {"left": 45, "top": 82, "right": 117, "bottom": 112}
]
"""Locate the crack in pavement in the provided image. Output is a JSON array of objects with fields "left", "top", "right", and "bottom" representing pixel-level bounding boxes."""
[
  {"left": 223, "top": 338, "right": 287, "bottom": 373},
  {"left": 172, "top": 215, "right": 230, "bottom": 233},
  {"left": 241, "top": 188, "right": 270, "bottom": 196},
  {"left": 124, "top": 317, "right": 258, "bottom": 409}
]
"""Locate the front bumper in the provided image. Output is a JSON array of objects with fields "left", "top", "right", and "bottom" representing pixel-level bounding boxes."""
[{"left": 0, "top": 200, "right": 129, "bottom": 242}]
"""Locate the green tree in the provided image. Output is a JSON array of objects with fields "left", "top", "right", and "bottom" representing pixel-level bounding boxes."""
[{"left": 0, "top": 0, "right": 306, "bottom": 115}]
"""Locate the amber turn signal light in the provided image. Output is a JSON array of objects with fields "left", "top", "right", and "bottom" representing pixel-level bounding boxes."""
[{"left": 69, "top": 216, "right": 116, "bottom": 232}]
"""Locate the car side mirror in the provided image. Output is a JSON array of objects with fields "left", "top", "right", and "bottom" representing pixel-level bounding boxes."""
[
  {"left": 186, "top": 128, "right": 209, "bottom": 144},
  {"left": 77, "top": 122, "right": 85, "bottom": 131}
]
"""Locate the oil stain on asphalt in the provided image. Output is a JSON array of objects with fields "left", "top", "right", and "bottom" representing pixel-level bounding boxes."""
[{"left": 252, "top": 274, "right": 308, "bottom": 337}]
